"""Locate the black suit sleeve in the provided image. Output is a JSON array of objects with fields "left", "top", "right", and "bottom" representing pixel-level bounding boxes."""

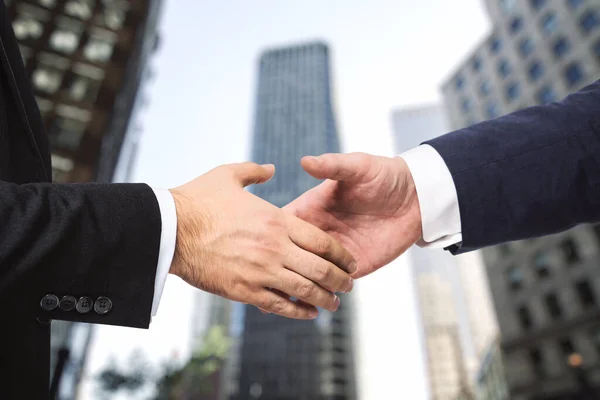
[
  {"left": 0, "top": 181, "right": 162, "bottom": 328},
  {"left": 425, "top": 79, "right": 600, "bottom": 254}
]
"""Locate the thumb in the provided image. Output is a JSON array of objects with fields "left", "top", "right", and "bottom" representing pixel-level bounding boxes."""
[
  {"left": 301, "top": 153, "right": 366, "bottom": 182},
  {"left": 230, "top": 162, "right": 275, "bottom": 187}
]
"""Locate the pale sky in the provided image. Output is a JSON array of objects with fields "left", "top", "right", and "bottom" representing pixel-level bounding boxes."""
[{"left": 80, "top": 1, "right": 490, "bottom": 399}]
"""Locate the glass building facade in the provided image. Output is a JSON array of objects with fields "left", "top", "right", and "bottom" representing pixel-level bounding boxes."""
[{"left": 231, "top": 41, "right": 356, "bottom": 400}]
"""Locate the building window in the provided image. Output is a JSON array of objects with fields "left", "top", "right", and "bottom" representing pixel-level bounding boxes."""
[
  {"left": 51, "top": 153, "right": 74, "bottom": 183},
  {"left": 498, "top": 59, "right": 511, "bottom": 78},
  {"left": 537, "top": 85, "right": 556, "bottom": 104},
  {"left": 528, "top": 61, "right": 544, "bottom": 81},
  {"left": 591, "top": 327, "right": 600, "bottom": 353},
  {"left": 486, "top": 102, "right": 500, "bottom": 119},
  {"left": 38, "top": 0, "right": 57, "bottom": 8},
  {"left": 50, "top": 116, "right": 87, "bottom": 151},
  {"left": 529, "top": 348, "right": 545, "bottom": 377},
  {"left": 490, "top": 36, "right": 503, "bottom": 54},
  {"left": 518, "top": 37, "right": 535, "bottom": 57},
  {"left": 575, "top": 280, "right": 596, "bottom": 308},
  {"left": 32, "top": 67, "right": 63, "bottom": 94},
  {"left": 568, "top": 0, "right": 584, "bottom": 9},
  {"left": 472, "top": 56, "right": 483, "bottom": 72},
  {"left": 530, "top": 0, "right": 546, "bottom": 9},
  {"left": 100, "top": 6, "right": 127, "bottom": 30},
  {"left": 518, "top": 305, "right": 533, "bottom": 330},
  {"left": 455, "top": 75, "right": 465, "bottom": 90},
  {"left": 558, "top": 338, "right": 575, "bottom": 357},
  {"left": 552, "top": 36, "right": 571, "bottom": 59},
  {"left": 561, "top": 238, "right": 580, "bottom": 264},
  {"left": 507, "top": 266, "right": 523, "bottom": 291},
  {"left": 505, "top": 82, "right": 520, "bottom": 102},
  {"left": 580, "top": 10, "right": 600, "bottom": 35},
  {"left": 49, "top": 28, "right": 82, "bottom": 54},
  {"left": 510, "top": 17, "right": 524, "bottom": 34},
  {"left": 564, "top": 62, "right": 585, "bottom": 87},
  {"left": 84, "top": 29, "right": 117, "bottom": 63},
  {"left": 545, "top": 293, "right": 563, "bottom": 319},
  {"left": 462, "top": 98, "right": 473, "bottom": 113},
  {"left": 533, "top": 251, "right": 551, "bottom": 278},
  {"left": 64, "top": 0, "right": 94, "bottom": 20},
  {"left": 13, "top": 13, "right": 45, "bottom": 41},
  {"left": 480, "top": 80, "right": 492, "bottom": 96},
  {"left": 541, "top": 12, "right": 558, "bottom": 35}
]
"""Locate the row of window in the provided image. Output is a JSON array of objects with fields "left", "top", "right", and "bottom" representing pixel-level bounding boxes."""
[
  {"left": 13, "top": 10, "right": 118, "bottom": 64},
  {"left": 506, "top": 238, "right": 581, "bottom": 291},
  {"left": 10, "top": 0, "right": 128, "bottom": 31},
  {"left": 527, "top": 326, "right": 600, "bottom": 379},
  {"left": 508, "top": 5, "right": 598, "bottom": 37},
  {"left": 516, "top": 279, "right": 596, "bottom": 331}
]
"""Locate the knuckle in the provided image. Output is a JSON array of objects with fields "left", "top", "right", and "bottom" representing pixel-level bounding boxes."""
[
  {"left": 315, "top": 236, "right": 332, "bottom": 255},
  {"left": 298, "top": 282, "right": 316, "bottom": 299},
  {"left": 315, "top": 264, "right": 332, "bottom": 283},
  {"left": 269, "top": 297, "right": 287, "bottom": 314}
]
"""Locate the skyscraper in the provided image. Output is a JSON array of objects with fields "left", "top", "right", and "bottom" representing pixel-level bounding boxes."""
[
  {"left": 392, "top": 104, "right": 500, "bottom": 399},
  {"left": 441, "top": 1, "right": 600, "bottom": 399},
  {"left": 5, "top": 0, "right": 163, "bottom": 397},
  {"left": 232, "top": 41, "right": 356, "bottom": 400}
]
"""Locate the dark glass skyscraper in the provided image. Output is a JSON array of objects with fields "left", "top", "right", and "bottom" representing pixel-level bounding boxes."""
[{"left": 233, "top": 41, "right": 356, "bottom": 400}]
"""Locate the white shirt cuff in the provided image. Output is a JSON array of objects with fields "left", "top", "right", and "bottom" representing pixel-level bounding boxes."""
[
  {"left": 399, "top": 144, "right": 462, "bottom": 248},
  {"left": 150, "top": 188, "right": 177, "bottom": 317}
]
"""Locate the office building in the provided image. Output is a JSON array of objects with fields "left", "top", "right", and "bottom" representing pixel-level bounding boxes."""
[
  {"left": 474, "top": 339, "right": 509, "bottom": 400},
  {"left": 392, "top": 105, "right": 499, "bottom": 399},
  {"left": 231, "top": 41, "right": 356, "bottom": 400},
  {"left": 441, "top": 1, "right": 600, "bottom": 399},
  {"left": 5, "top": 0, "right": 163, "bottom": 397}
]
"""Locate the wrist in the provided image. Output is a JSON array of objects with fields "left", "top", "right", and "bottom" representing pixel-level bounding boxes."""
[
  {"left": 394, "top": 156, "right": 423, "bottom": 243},
  {"left": 168, "top": 189, "right": 193, "bottom": 280}
]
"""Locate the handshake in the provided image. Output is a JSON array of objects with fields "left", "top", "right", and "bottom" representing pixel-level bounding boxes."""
[{"left": 168, "top": 152, "right": 423, "bottom": 319}]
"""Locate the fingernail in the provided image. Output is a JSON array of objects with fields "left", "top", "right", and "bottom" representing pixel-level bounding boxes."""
[
  {"left": 334, "top": 295, "right": 340, "bottom": 310},
  {"left": 347, "top": 278, "right": 354, "bottom": 293},
  {"left": 348, "top": 262, "right": 358, "bottom": 274},
  {"left": 309, "top": 309, "right": 319, "bottom": 319}
]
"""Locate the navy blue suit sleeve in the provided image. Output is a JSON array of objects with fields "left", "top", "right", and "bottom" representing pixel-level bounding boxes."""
[{"left": 425, "top": 79, "right": 600, "bottom": 254}]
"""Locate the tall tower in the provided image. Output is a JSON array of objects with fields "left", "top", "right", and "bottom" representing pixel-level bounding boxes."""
[
  {"left": 232, "top": 41, "right": 356, "bottom": 400},
  {"left": 5, "top": 0, "right": 163, "bottom": 397},
  {"left": 441, "top": 1, "right": 600, "bottom": 398},
  {"left": 392, "top": 104, "right": 499, "bottom": 399}
]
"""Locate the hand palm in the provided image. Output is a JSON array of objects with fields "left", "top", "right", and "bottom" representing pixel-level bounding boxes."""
[{"left": 285, "top": 154, "right": 421, "bottom": 278}]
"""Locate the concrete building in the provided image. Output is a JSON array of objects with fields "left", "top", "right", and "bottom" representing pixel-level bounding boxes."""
[
  {"left": 441, "top": 1, "right": 600, "bottom": 399},
  {"left": 231, "top": 41, "right": 356, "bottom": 400},
  {"left": 392, "top": 104, "right": 499, "bottom": 399},
  {"left": 4, "top": 0, "right": 163, "bottom": 397}
]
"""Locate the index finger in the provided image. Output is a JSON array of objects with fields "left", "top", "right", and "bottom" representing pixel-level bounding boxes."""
[{"left": 285, "top": 214, "right": 357, "bottom": 275}]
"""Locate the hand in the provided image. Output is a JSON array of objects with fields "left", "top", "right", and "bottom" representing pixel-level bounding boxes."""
[
  {"left": 168, "top": 162, "right": 356, "bottom": 319},
  {"left": 284, "top": 153, "right": 422, "bottom": 279}
]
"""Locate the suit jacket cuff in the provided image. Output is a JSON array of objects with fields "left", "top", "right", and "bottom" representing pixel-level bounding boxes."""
[
  {"left": 150, "top": 188, "right": 177, "bottom": 317},
  {"left": 399, "top": 144, "right": 462, "bottom": 248}
]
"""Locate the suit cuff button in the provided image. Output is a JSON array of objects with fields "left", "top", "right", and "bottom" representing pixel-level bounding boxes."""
[
  {"left": 59, "top": 295, "right": 76, "bottom": 312},
  {"left": 40, "top": 294, "right": 59, "bottom": 311},
  {"left": 94, "top": 296, "right": 112, "bottom": 315},
  {"left": 76, "top": 296, "right": 93, "bottom": 314}
]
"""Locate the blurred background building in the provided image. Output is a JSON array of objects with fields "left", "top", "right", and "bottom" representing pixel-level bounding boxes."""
[
  {"left": 392, "top": 104, "right": 499, "bottom": 400},
  {"left": 442, "top": 0, "right": 600, "bottom": 399},
  {"left": 226, "top": 41, "right": 357, "bottom": 400},
  {"left": 4, "top": 0, "right": 163, "bottom": 397}
]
